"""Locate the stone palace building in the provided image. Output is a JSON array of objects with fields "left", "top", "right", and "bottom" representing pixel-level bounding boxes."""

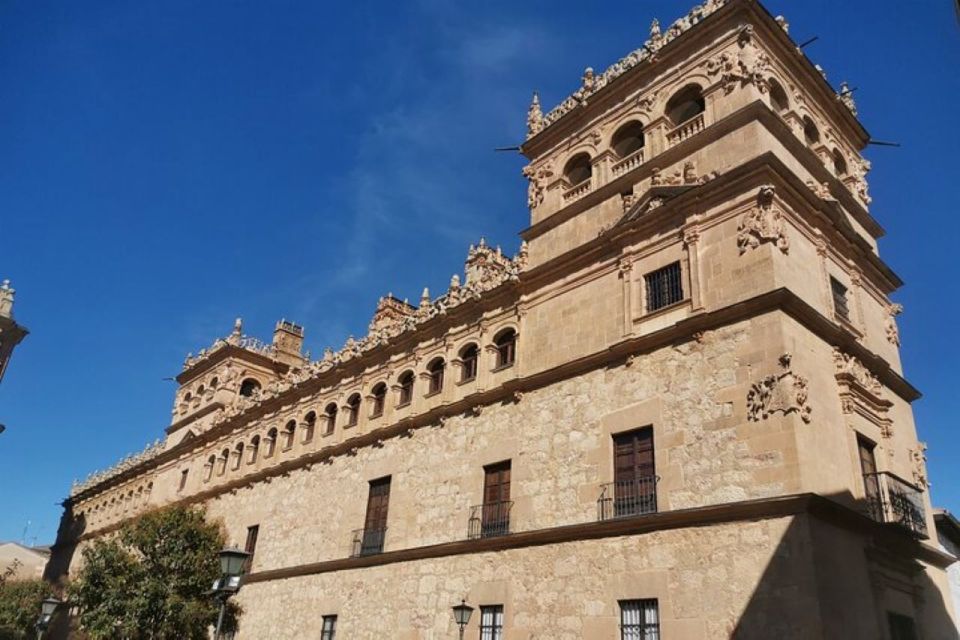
[{"left": 48, "top": 0, "right": 959, "bottom": 638}]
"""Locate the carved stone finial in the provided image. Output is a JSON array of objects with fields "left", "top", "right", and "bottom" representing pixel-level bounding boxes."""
[
  {"left": 837, "top": 81, "right": 857, "bottom": 116},
  {"left": 650, "top": 18, "right": 661, "bottom": 38},
  {"left": 650, "top": 167, "right": 662, "bottom": 186},
  {"left": 683, "top": 161, "right": 697, "bottom": 184},
  {"left": 526, "top": 91, "right": 544, "bottom": 137},
  {"left": 775, "top": 15, "right": 789, "bottom": 33},
  {"left": 420, "top": 287, "right": 430, "bottom": 309},
  {"left": 0, "top": 280, "right": 14, "bottom": 318},
  {"left": 450, "top": 274, "right": 461, "bottom": 290}
]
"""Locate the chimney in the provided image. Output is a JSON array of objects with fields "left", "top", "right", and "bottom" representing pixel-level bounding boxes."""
[{"left": 272, "top": 319, "right": 305, "bottom": 365}]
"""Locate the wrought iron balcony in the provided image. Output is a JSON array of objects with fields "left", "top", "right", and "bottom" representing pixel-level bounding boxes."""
[
  {"left": 351, "top": 527, "right": 387, "bottom": 557},
  {"left": 863, "top": 472, "right": 928, "bottom": 539},
  {"left": 467, "top": 500, "right": 513, "bottom": 539},
  {"left": 597, "top": 476, "right": 659, "bottom": 521}
]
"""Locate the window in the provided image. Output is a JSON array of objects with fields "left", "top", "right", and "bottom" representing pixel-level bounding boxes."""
[
  {"left": 644, "top": 262, "right": 683, "bottom": 312},
  {"left": 493, "top": 329, "right": 516, "bottom": 369},
  {"left": 232, "top": 442, "right": 244, "bottom": 470},
  {"left": 858, "top": 435, "right": 881, "bottom": 520},
  {"left": 803, "top": 116, "right": 820, "bottom": 145},
  {"left": 370, "top": 383, "right": 387, "bottom": 417},
  {"left": 830, "top": 276, "right": 849, "bottom": 320},
  {"left": 666, "top": 84, "right": 705, "bottom": 125},
  {"left": 612, "top": 121, "right": 645, "bottom": 158},
  {"left": 832, "top": 149, "right": 848, "bottom": 177},
  {"left": 265, "top": 428, "right": 278, "bottom": 457},
  {"left": 459, "top": 344, "right": 479, "bottom": 382},
  {"left": 248, "top": 435, "right": 260, "bottom": 464},
  {"left": 619, "top": 599, "right": 660, "bottom": 640},
  {"left": 178, "top": 468, "right": 189, "bottom": 492},
  {"left": 359, "top": 477, "right": 391, "bottom": 556},
  {"left": 479, "top": 605, "right": 504, "bottom": 640},
  {"left": 427, "top": 358, "right": 445, "bottom": 395},
  {"left": 398, "top": 371, "right": 415, "bottom": 406},
  {"left": 769, "top": 78, "right": 789, "bottom": 114},
  {"left": 321, "top": 615, "right": 337, "bottom": 640},
  {"left": 481, "top": 461, "right": 511, "bottom": 538},
  {"left": 244, "top": 524, "right": 259, "bottom": 573},
  {"left": 204, "top": 455, "right": 215, "bottom": 482},
  {"left": 303, "top": 412, "right": 317, "bottom": 443},
  {"left": 324, "top": 403, "right": 338, "bottom": 435},
  {"left": 612, "top": 427, "right": 657, "bottom": 517},
  {"left": 563, "top": 152, "right": 592, "bottom": 186},
  {"left": 887, "top": 612, "right": 917, "bottom": 640},
  {"left": 217, "top": 448, "right": 229, "bottom": 476},
  {"left": 282, "top": 420, "right": 296, "bottom": 450},
  {"left": 239, "top": 378, "right": 261, "bottom": 398},
  {"left": 346, "top": 394, "right": 361, "bottom": 427}
]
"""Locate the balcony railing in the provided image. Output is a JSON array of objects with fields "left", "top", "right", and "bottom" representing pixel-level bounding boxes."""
[
  {"left": 351, "top": 527, "right": 387, "bottom": 557},
  {"left": 611, "top": 148, "right": 645, "bottom": 178},
  {"left": 666, "top": 112, "right": 705, "bottom": 147},
  {"left": 562, "top": 179, "right": 592, "bottom": 203},
  {"left": 597, "top": 476, "right": 659, "bottom": 521},
  {"left": 467, "top": 500, "right": 513, "bottom": 539},
  {"left": 863, "top": 472, "right": 927, "bottom": 539}
]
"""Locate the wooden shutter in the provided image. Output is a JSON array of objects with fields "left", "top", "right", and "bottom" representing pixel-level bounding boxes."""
[
  {"left": 858, "top": 435, "right": 881, "bottom": 508},
  {"left": 243, "top": 525, "right": 259, "bottom": 572},
  {"left": 613, "top": 427, "right": 655, "bottom": 483},
  {"left": 364, "top": 477, "right": 391, "bottom": 532},
  {"left": 483, "top": 461, "right": 511, "bottom": 504}
]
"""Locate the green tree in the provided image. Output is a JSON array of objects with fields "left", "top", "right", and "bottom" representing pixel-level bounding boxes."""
[
  {"left": 70, "top": 505, "right": 240, "bottom": 640},
  {"left": 0, "top": 574, "right": 51, "bottom": 640}
]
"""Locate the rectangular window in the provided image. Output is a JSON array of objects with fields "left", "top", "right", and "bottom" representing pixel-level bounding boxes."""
[
  {"left": 831, "top": 276, "right": 850, "bottom": 320},
  {"left": 178, "top": 469, "right": 189, "bottom": 492},
  {"left": 481, "top": 461, "right": 512, "bottom": 537},
  {"left": 644, "top": 262, "right": 683, "bottom": 312},
  {"left": 321, "top": 615, "right": 337, "bottom": 640},
  {"left": 887, "top": 612, "right": 917, "bottom": 640},
  {"left": 620, "top": 599, "right": 660, "bottom": 640},
  {"left": 479, "top": 605, "right": 504, "bottom": 640},
  {"left": 612, "top": 427, "right": 657, "bottom": 517},
  {"left": 243, "top": 525, "right": 259, "bottom": 573},
  {"left": 858, "top": 435, "right": 881, "bottom": 520},
  {"left": 360, "top": 477, "right": 391, "bottom": 555}
]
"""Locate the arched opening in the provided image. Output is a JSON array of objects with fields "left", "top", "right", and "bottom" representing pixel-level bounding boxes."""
[
  {"left": 210, "top": 377, "right": 218, "bottom": 389},
  {"left": 803, "top": 116, "right": 820, "bottom": 146},
  {"left": 769, "top": 78, "right": 789, "bottom": 114},
  {"left": 427, "top": 358, "right": 445, "bottom": 395},
  {"left": 371, "top": 383, "right": 387, "bottom": 417},
  {"left": 303, "top": 411, "right": 317, "bottom": 443},
  {"left": 265, "top": 427, "right": 278, "bottom": 457},
  {"left": 283, "top": 419, "right": 297, "bottom": 450},
  {"left": 611, "top": 121, "right": 645, "bottom": 158},
  {"left": 197, "top": 384, "right": 205, "bottom": 398},
  {"left": 239, "top": 378, "right": 261, "bottom": 398},
  {"left": 248, "top": 435, "right": 260, "bottom": 464},
  {"left": 205, "top": 455, "right": 215, "bottom": 482},
  {"left": 232, "top": 442, "right": 244, "bottom": 471},
  {"left": 493, "top": 328, "right": 517, "bottom": 369},
  {"left": 832, "top": 149, "right": 848, "bottom": 177},
  {"left": 666, "top": 84, "right": 705, "bottom": 126},
  {"left": 217, "top": 448, "right": 229, "bottom": 476},
  {"left": 459, "top": 344, "right": 479, "bottom": 383},
  {"left": 563, "top": 153, "right": 592, "bottom": 186},
  {"left": 346, "top": 394, "right": 362, "bottom": 427},
  {"left": 324, "top": 403, "right": 338, "bottom": 435},
  {"left": 398, "top": 371, "right": 415, "bottom": 406}
]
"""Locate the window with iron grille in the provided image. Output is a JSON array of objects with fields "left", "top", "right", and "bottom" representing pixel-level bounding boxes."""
[
  {"left": 830, "top": 276, "right": 849, "bottom": 320},
  {"left": 620, "top": 599, "right": 659, "bottom": 640},
  {"left": 644, "top": 262, "right": 683, "bottom": 312},
  {"left": 479, "top": 605, "right": 504, "bottom": 640},
  {"left": 321, "top": 615, "right": 337, "bottom": 640}
]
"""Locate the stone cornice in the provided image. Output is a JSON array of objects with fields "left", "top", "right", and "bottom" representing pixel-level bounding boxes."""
[
  {"left": 240, "top": 493, "right": 952, "bottom": 586},
  {"left": 176, "top": 344, "right": 288, "bottom": 385}
]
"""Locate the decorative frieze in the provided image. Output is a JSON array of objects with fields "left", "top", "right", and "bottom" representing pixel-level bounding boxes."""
[
  {"left": 737, "top": 185, "right": 789, "bottom": 255},
  {"left": 746, "top": 353, "right": 812, "bottom": 423},
  {"left": 833, "top": 348, "right": 892, "bottom": 436}
]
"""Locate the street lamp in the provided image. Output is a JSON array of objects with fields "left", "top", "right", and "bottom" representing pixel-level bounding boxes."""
[
  {"left": 211, "top": 546, "right": 249, "bottom": 640},
  {"left": 451, "top": 599, "right": 474, "bottom": 640},
  {"left": 36, "top": 597, "right": 61, "bottom": 639}
]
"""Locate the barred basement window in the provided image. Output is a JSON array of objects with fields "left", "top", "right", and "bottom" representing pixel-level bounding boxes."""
[
  {"left": 321, "top": 615, "right": 337, "bottom": 640},
  {"left": 479, "top": 605, "right": 504, "bottom": 640},
  {"left": 831, "top": 276, "right": 850, "bottom": 320},
  {"left": 644, "top": 262, "right": 683, "bottom": 312},
  {"left": 619, "top": 599, "right": 660, "bottom": 640}
]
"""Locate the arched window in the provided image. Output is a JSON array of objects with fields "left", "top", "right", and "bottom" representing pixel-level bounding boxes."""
[
  {"left": 611, "top": 121, "right": 645, "bottom": 158},
  {"left": 248, "top": 435, "right": 260, "bottom": 464},
  {"left": 239, "top": 378, "right": 261, "bottom": 398},
  {"left": 197, "top": 384, "right": 205, "bottom": 398},
  {"left": 184, "top": 392, "right": 193, "bottom": 404},
  {"left": 282, "top": 419, "right": 297, "bottom": 450},
  {"left": 303, "top": 411, "right": 317, "bottom": 442},
  {"left": 232, "top": 442, "right": 244, "bottom": 471},
  {"left": 769, "top": 78, "right": 789, "bottom": 114},
  {"left": 398, "top": 371, "right": 415, "bottom": 406},
  {"left": 832, "top": 149, "right": 848, "bottom": 177},
  {"left": 346, "top": 394, "right": 361, "bottom": 427},
  {"left": 803, "top": 116, "right": 820, "bottom": 145},
  {"left": 494, "top": 328, "right": 517, "bottom": 369},
  {"left": 427, "top": 358, "right": 445, "bottom": 395},
  {"left": 370, "top": 383, "right": 387, "bottom": 418},
  {"left": 459, "top": 344, "right": 479, "bottom": 382},
  {"left": 217, "top": 448, "right": 229, "bottom": 476},
  {"left": 205, "top": 455, "right": 215, "bottom": 482},
  {"left": 666, "top": 84, "right": 705, "bottom": 126},
  {"left": 265, "top": 428, "right": 278, "bottom": 457},
  {"left": 563, "top": 153, "right": 592, "bottom": 186},
  {"left": 324, "top": 403, "right": 338, "bottom": 435}
]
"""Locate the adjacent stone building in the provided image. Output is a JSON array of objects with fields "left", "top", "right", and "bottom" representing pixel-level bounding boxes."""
[
  {"left": 0, "top": 280, "right": 28, "bottom": 386},
  {"left": 48, "top": 0, "right": 958, "bottom": 638}
]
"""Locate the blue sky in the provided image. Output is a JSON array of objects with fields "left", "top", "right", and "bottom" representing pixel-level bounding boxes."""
[{"left": 1, "top": 1, "right": 958, "bottom": 545}]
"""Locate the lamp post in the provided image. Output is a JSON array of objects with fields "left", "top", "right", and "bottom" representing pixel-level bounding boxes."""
[
  {"left": 211, "top": 546, "right": 249, "bottom": 640},
  {"left": 451, "top": 599, "right": 474, "bottom": 640},
  {"left": 35, "top": 597, "right": 61, "bottom": 640}
]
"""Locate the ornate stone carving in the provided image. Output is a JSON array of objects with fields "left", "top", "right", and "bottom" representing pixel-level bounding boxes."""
[
  {"left": 526, "top": 91, "right": 543, "bottom": 137},
  {"left": 833, "top": 348, "right": 882, "bottom": 395},
  {"left": 705, "top": 24, "right": 769, "bottom": 95},
  {"left": 636, "top": 89, "right": 659, "bottom": 114},
  {"left": 910, "top": 443, "right": 929, "bottom": 489},
  {"left": 522, "top": 162, "right": 553, "bottom": 209},
  {"left": 775, "top": 15, "right": 789, "bottom": 33},
  {"left": 806, "top": 180, "right": 834, "bottom": 200},
  {"left": 837, "top": 81, "right": 857, "bottom": 116},
  {"left": 71, "top": 439, "right": 165, "bottom": 497},
  {"left": 852, "top": 157, "right": 872, "bottom": 205},
  {"left": 746, "top": 353, "right": 812, "bottom": 423},
  {"left": 650, "top": 167, "right": 663, "bottom": 186},
  {"left": 885, "top": 303, "right": 903, "bottom": 346},
  {"left": 620, "top": 192, "right": 635, "bottom": 214},
  {"left": 737, "top": 185, "right": 789, "bottom": 255}
]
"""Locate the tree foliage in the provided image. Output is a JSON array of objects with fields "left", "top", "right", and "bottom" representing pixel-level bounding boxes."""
[
  {"left": 70, "top": 505, "right": 239, "bottom": 640},
  {"left": 0, "top": 574, "right": 50, "bottom": 640}
]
